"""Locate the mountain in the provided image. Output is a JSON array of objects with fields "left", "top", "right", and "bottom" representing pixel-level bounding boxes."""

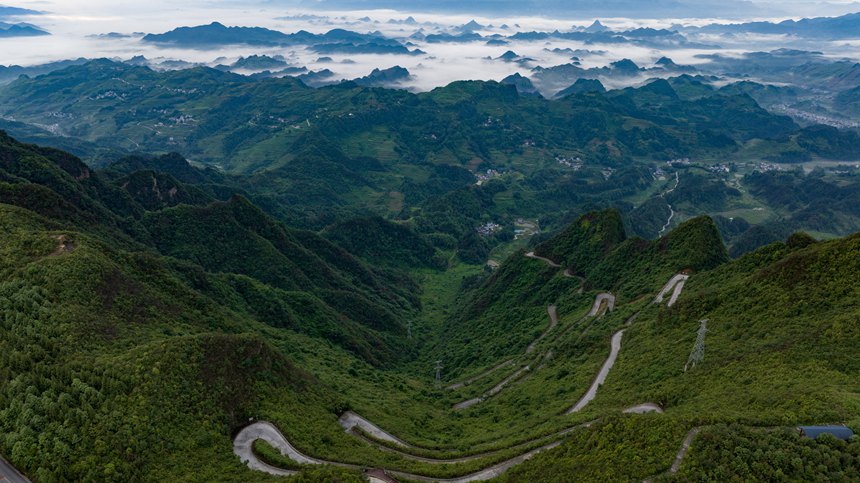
[
  {"left": 2, "top": 58, "right": 860, "bottom": 262},
  {"left": 501, "top": 72, "right": 541, "bottom": 97},
  {"left": 0, "top": 22, "right": 48, "bottom": 37},
  {"left": 303, "top": 0, "right": 765, "bottom": 18},
  {"left": 835, "top": 85, "right": 860, "bottom": 116},
  {"left": 584, "top": 19, "right": 609, "bottom": 33},
  {"left": 311, "top": 42, "right": 424, "bottom": 55},
  {"left": 0, "top": 6, "right": 41, "bottom": 18},
  {"left": 1, "top": 131, "right": 859, "bottom": 481},
  {"left": 142, "top": 23, "right": 406, "bottom": 52},
  {"left": 229, "top": 54, "right": 288, "bottom": 71},
  {"left": 351, "top": 66, "right": 410, "bottom": 87},
  {"left": 555, "top": 78, "right": 606, "bottom": 98},
  {"left": 694, "top": 11, "right": 860, "bottom": 40},
  {"left": 142, "top": 22, "right": 294, "bottom": 45}
]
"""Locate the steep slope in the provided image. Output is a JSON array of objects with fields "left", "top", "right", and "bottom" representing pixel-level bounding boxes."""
[{"left": 433, "top": 210, "right": 727, "bottom": 372}]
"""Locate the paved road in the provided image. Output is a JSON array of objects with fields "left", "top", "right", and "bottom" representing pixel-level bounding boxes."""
[
  {"left": 567, "top": 329, "right": 624, "bottom": 414},
  {"left": 524, "top": 252, "right": 561, "bottom": 267},
  {"left": 453, "top": 365, "right": 531, "bottom": 410},
  {"left": 454, "top": 303, "right": 560, "bottom": 410},
  {"left": 563, "top": 269, "right": 585, "bottom": 293},
  {"left": 526, "top": 305, "right": 558, "bottom": 354},
  {"left": 446, "top": 359, "right": 514, "bottom": 390},
  {"left": 623, "top": 403, "right": 664, "bottom": 414},
  {"left": 338, "top": 412, "right": 411, "bottom": 448},
  {"left": 235, "top": 420, "right": 592, "bottom": 481},
  {"left": 658, "top": 173, "right": 680, "bottom": 236},
  {"left": 654, "top": 274, "right": 689, "bottom": 307},
  {"left": 0, "top": 456, "right": 29, "bottom": 483},
  {"left": 670, "top": 428, "right": 701, "bottom": 474},
  {"left": 587, "top": 293, "right": 615, "bottom": 316}
]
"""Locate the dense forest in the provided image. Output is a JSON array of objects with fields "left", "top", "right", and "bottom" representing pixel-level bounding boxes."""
[{"left": 0, "top": 54, "right": 859, "bottom": 482}]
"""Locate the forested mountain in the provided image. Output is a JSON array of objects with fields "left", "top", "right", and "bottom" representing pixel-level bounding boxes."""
[
  {"left": 4, "top": 59, "right": 860, "bottom": 261},
  {"left": 2, "top": 9, "right": 860, "bottom": 477},
  {"left": 1, "top": 133, "right": 857, "bottom": 481}
]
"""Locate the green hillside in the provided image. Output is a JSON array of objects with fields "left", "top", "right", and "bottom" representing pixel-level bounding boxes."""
[
  {"left": 4, "top": 62, "right": 860, "bottom": 261},
  {"left": 0, "top": 80, "right": 858, "bottom": 482}
]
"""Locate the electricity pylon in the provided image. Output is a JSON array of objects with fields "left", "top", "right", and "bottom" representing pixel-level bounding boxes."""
[
  {"left": 434, "top": 360, "right": 443, "bottom": 388},
  {"left": 685, "top": 319, "right": 708, "bottom": 372}
]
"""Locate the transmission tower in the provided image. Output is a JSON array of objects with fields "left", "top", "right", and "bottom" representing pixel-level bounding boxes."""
[
  {"left": 434, "top": 360, "right": 443, "bottom": 388},
  {"left": 684, "top": 319, "right": 708, "bottom": 372},
  {"left": 407, "top": 321, "right": 412, "bottom": 339}
]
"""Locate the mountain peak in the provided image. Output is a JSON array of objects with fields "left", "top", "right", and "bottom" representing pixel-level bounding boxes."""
[{"left": 585, "top": 20, "right": 609, "bottom": 33}]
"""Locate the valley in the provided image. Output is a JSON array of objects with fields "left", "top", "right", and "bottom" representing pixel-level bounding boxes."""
[{"left": 0, "top": 6, "right": 859, "bottom": 481}]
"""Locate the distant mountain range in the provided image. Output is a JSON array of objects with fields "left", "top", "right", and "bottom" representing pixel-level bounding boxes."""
[
  {"left": 142, "top": 22, "right": 422, "bottom": 55},
  {"left": 692, "top": 11, "right": 860, "bottom": 40},
  {"left": 0, "top": 21, "right": 48, "bottom": 37},
  {"left": 0, "top": 58, "right": 87, "bottom": 84},
  {"left": 0, "top": 5, "right": 42, "bottom": 19},
  {"left": 276, "top": 0, "right": 768, "bottom": 18}
]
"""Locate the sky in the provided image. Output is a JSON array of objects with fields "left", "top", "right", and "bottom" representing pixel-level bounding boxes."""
[{"left": 2, "top": 1, "right": 860, "bottom": 92}]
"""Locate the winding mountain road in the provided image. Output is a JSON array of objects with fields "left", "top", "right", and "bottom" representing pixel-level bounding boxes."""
[
  {"left": 567, "top": 329, "right": 624, "bottom": 414},
  {"left": 526, "top": 305, "right": 558, "bottom": 354},
  {"left": 338, "top": 412, "right": 412, "bottom": 448},
  {"left": 233, "top": 422, "right": 313, "bottom": 477},
  {"left": 654, "top": 274, "right": 689, "bottom": 307},
  {"left": 234, "top": 248, "right": 698, "bottom": 480},
  {"left": 234, "top": 420, "right": 594, "bottom": 481},
  {"left": 670, "top": 427, "right": 701, "bottom": 474},
  {"left": 587, "top": 293, "right": 615, "bottom": 316},
  {"left": 623, "top": 403, "right": 664, "bottom": 414},
  {"left": 446, "top": 360, "right": 514, "bottom": 391},
  {"left": 524, "top": 252, "right": 560, "bottom": 267},
  {"left": 453, "top": 365, "right": 532, "bottom": 410},
  {"left": 658, "top": 172, "right": 680, "bottom": 236}
]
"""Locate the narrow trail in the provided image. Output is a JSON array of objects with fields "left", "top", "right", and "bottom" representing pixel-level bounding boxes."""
[
  {"left": 453, "top": 304, "right": 558, "bottom": 409},
  {"left": 452, "top": 294, "right": 604, "bottom": 411},
  {"left": 654, "top": 274, "right": 689, "bottom": 307}
]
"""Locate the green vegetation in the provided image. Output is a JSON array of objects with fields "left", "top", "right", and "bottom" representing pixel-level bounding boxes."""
[
  {"left": 0, "top": 61, "right": 859, "bottom": 482},
  {"left": 4, "top": 60, "right": 860, "bottom": 262},
  {"left": 671, "top": 425, "right": 860, "bottom": 481}
]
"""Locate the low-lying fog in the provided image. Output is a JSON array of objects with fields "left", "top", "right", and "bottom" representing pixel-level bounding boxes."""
[{"left": 2, "top": 0, "right": 860, "bottom": 92}]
